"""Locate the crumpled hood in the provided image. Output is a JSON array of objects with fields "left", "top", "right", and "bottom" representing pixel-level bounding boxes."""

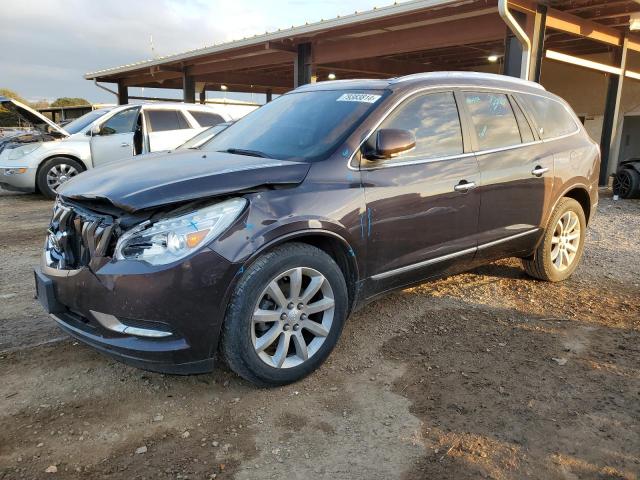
[
  {"left": 0, "top": 96, "right": 68, "bottom": 137},
  {"left": 58, "top": 150, "right": 311, "bottom": 212}
]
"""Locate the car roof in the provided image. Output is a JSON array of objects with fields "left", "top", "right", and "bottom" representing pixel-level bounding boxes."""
[
  {"left": 113, "top": 102, "right": 220, "bottom": 111},
  {"left": 293, "top": 71, "right": 547, "bottom": 96}
]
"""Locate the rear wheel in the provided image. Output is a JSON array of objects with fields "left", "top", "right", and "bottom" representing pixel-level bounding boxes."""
[
  {"left": 36, "top": 157, "right": 84, "bottom": 199},
  {"left": 522, "top": 198, "right": 586, "bottom": 282},
  {"left": 221, "top": 243, "right": 348, "bottom": 386},
  {"left": 614, "top": 168, "right": 640, "bottom": 199}
]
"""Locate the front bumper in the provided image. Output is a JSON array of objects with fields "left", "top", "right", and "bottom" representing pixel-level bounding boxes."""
[
  {"left": 0, "top": 166, "right": 36, "bottom": 192},
  {"left": 36, "top": 248, "right": 239, "bottom": 374}
]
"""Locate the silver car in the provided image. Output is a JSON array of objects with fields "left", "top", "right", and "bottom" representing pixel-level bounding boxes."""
[{"left": 0, "top": 100, "right": 233, "bottom": 198}]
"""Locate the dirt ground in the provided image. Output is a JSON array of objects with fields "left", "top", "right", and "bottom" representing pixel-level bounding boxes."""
[{"left": 0, "top": 188, "right": 638, "bottom": 480}]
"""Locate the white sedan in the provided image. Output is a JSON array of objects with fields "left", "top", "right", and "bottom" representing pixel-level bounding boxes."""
[{"left": 0, "top": 98, "right": 234, "bottom": 198}]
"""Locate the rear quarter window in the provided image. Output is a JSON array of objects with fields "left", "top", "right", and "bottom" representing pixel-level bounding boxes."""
[
  {"left": 146, "top": 110, "right": 191, "bottom": 132},
  {"left": 189, "top": 111, "right": 225, "bottom": 127},
  {"left": 518, "top": 94, "right": 578, "bottom": 140}
]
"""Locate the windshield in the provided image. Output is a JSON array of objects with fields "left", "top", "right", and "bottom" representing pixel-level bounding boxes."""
[
  {"left": 63, "top": 109, "right": 111, "bottom": 134},
  {"left": 178, "top": 123, "right": 230, "bottom": 150},
  {"left": 200, "top": 89, "right": 387, "bottom": 162}
]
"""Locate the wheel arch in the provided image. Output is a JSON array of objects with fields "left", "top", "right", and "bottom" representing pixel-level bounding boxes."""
[
  {"left": 618, "top": 159, "right": 640, "bottom": 175},
  {"left": 34, "top": 154, "right": 88, "bottom": 193},
  {"left": 562, "top": 186, "right": 592, "bottom": 225},
  {"left": 242, "top": 230, "right": 360, "bottom": 315}
]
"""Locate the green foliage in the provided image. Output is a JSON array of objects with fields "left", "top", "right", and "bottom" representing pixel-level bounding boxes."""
[
  {"left": 0, "top": 88, "right": 30, "bottom": 127},
  {"left": 50, "top": 97, "right": 90, "bottom": 107},
  {"left": 0, "top": 88, "right": 29, "bottom": 105}
]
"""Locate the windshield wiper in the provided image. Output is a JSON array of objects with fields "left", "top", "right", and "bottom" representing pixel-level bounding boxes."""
[{"left": 220, "top": 148, "right": 272, "bottom": 158}]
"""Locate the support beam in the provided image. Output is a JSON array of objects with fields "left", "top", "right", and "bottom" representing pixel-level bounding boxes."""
[
  {"left": 600, "top": 35, "right": 629, "bottom": 186},
  {"left": 188, "top": 51, "right": 293, "bottom": 76},
  {"left": 193, "top": 71, "right": 291, "bottom": 89},
  {"left": 117, "top": 80, "right": 128, "bottom": 105},
  {"left": 294, "top": 43, "right": 314, "bottom": 88},
  {"left": 504, "top": 27, "right": 525, "bottom": 78},
  {"left": 510, "top": 0, "right": 640, "bottom": 53},
  {"left": 322, "top": 57, "right": 429, "bottom": 76},
  {"left": 529, "top": 5, "right": 547, "bottom": 82},
  {"left": 182, "top": 71, "right": 195, "bottom": 103},
  {"left": 123, "top": 71, "right": 181, "bottom": 86},
  {"left": 199, "top": 89, "right": 206, "bottom": 104},
  {"left": 314, "top": 14, "right": 505, "bottom": 65},
  {"left": 266, "top": 89, "right": 273, "bottom": 103}
]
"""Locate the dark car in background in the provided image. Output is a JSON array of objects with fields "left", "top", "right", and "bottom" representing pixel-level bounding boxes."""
[{"left": 35, "top": 72, "right": 600, "bottom": 386}]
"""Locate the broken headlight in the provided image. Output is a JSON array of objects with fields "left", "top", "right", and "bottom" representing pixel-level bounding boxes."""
[{"left": 115, "top": 198, "right": 246, "bottom": 265}]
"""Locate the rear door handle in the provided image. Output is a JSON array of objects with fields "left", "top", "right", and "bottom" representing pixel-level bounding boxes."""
[
  {"left": 454, "top": 181, "right": 477, "bottom": 193},
  {"left": 531, "top": 166, "right": 549, "bottom": 177},
  {"left": 121, "top": 142, "right": 131, "bottom": 147}
]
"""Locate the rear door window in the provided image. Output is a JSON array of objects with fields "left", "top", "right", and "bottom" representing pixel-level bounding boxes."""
[
  {"left": 373, "top": 91, "right": 464, "bottom": 162},
  {"left": 146, "top": 110, "right": 191, "bottom": 132},
  {"left": 517, "top": 94, "right": 578, "bottom": 139},
  {"left": 464, "top": 92, "right": 522, "bottom": 151},
  {"left": 189, "top": 111, "right": 225, "bottom": 127}
]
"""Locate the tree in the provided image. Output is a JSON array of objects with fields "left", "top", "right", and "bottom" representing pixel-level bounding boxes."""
[
  {"left": 0, "top": 88, "right": 29, "bottom": 105},
  {"left": 0, "top": 88, "right": 31, "bottom": 127},
  {"left": 50, "top": 97, "right": 90, "bottom": 107}
]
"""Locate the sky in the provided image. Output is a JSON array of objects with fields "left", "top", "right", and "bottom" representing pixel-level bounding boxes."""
[{"left": 0, "top": 0, "right": 391, "bottom": 104}]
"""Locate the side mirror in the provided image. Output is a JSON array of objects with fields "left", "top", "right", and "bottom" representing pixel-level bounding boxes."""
[
  {"left": 367, "top": 129, "right": 416, "bottom": 159},
  {"left": 89, "top": 125, "right": 101, "bottom": 136}
]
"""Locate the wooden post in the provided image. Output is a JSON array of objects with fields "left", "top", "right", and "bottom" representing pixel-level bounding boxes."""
[
  {"left": 294, "top": 43, "right": 314, "bottom": 87},
  {"left": 183, "top": 70, "right": 196, "bottom": 103},
  {"left": 117, "top": 80, "right": 129, "bottom": 105}
]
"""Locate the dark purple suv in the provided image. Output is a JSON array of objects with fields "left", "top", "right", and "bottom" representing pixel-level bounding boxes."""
[{"left": 35, "top": 72, "right": 600, "bottom": 386}]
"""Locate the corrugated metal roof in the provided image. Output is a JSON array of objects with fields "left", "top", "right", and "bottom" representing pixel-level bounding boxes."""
[{"left": 84, "top": 0, "right": 464, "bottom": 79}]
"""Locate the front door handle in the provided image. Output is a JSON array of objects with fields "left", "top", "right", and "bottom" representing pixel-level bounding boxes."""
[
  {"left": 121, "top": 142, "right": 131, "bottom": 147},
  {"left": 531, "top": 166, "right": 549, "bottom": 177},
  {"left": 454, "top": 181, "right": 477, "bottom": 193}
]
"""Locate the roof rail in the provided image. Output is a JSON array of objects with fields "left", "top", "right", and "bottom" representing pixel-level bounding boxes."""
[{"left": 391, "top": 71, "right": 546, "bottom": 90}]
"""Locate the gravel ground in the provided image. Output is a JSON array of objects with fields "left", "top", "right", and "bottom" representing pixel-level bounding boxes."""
[{"left": 0, "top": 188, "right": 638, "bottom": 480}]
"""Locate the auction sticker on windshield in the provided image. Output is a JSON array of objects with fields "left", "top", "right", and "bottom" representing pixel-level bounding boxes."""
[{"left": 336, "top": 93, "right": 382, "bottom": 103}]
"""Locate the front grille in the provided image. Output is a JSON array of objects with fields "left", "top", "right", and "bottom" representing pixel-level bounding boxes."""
[{"left": 45, "top": 200, "right": 115, "bottom": 269}]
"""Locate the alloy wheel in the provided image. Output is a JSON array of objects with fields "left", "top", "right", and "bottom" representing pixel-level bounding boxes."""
[
  {"left": 47, "top": 164, "right": 79, "bottom": 191},
  {"left": 614, "top": 170, "right": 633, "bottom": 198},
  {"left": 550, "top": 211, "right": 581, "bottom": 272},
  {"left": 251, "top": 267, "right": 335, "bottom": 369}
]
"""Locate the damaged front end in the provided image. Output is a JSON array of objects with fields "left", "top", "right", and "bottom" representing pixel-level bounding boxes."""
[
  {"left": 37, "top": 197, "right": 242, "bottom": 374},
  {"left": 44, "top": 199, "right": 117, "bottom": 271}
]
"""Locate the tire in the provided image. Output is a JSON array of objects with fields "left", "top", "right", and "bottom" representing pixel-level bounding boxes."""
[
  {"left": 220, "top": 242, "right": 348, "bottom": 387},
  {"left": 522, "top": 198, "right": 586, "bottom": 282},
  {"left": 36, "top": 157, "right": 84, "bottom": 199},
  {"left": 614, "top": 168, "right": 640, "bottom": 199}
]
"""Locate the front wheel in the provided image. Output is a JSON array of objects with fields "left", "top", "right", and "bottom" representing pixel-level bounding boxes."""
[
  {"left": 220, "top": 243, "right": 348, "bottom": 386},
  {"left": 36, "top": 157, "right": 84, "bottom": 199},
  {"left": 522, "top": 197, "right": 586, "bottom": 282}
]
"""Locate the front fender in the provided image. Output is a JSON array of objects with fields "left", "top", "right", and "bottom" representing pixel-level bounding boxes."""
[
  {"left": 619, "top": 159, "right": 640, "bottom": 175},
  {"left": 37, "top": 140, "right": 92, "bottom": 169},
  {"left": 211, "top": 182, "right": 365, "bottom": 269}
]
